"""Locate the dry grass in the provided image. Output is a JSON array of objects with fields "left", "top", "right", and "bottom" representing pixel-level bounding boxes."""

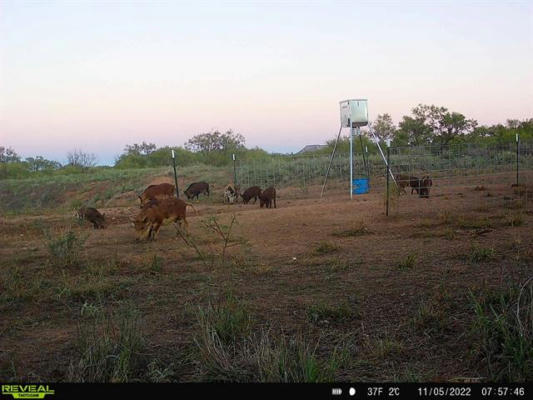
[{"left": 1, "top": 172, "right": 532, "bottom": 382}]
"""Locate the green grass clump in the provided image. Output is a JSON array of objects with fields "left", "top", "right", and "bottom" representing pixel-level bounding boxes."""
[
  {"left": 313, "top": 242, "right": 339, "bottom": 255},
  {"left": 67, "top": 304, "right": 146, "bottom": 382},
  {"left": 307, "top": 301, "right": 359, "bottom": 325},
  {"left": 397, "top": 254, "right": 417, "bottom": 270},
  {"left": 332, "top": 222, "right": 372, "bottom": 238},
  {"left": 470, "top": 281, "right": 533, "bottom": 381},
  {"left": 193, "top": 294, "right": 348, "bottom": 382},
  {"left": 469, "top": 245, "right": 495, "bottom": 263}
]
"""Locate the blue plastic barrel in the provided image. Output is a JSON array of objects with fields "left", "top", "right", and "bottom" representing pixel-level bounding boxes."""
[{"left": 353, "top": 178, "right": 369, "bottom": 194}]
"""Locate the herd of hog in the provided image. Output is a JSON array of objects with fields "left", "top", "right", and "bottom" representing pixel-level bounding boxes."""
[
  {"left": 77, "top": 181, "right": 278, "bottom": 241},
  {"left": 77, "top": 174, "right": 431, "bottom": 241}
]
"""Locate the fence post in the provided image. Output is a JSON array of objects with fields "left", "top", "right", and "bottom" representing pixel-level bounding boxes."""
[
  {"left": 171, "top": 149, "right": 179, "bottom": 198},
  {"left": 232, "top": 153, "right": 237, "bottom": 185},
  {"left": 386, "top": 146, "right": 390, "bottom": 216},
  {"left": 516, "top": 134, "right": 520, "bottom": 186}
]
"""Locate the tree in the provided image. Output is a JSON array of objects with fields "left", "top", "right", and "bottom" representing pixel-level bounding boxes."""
[
  {"left": 25, "top": 156, "right": 62, "bottom": 172},
  {"left": 185, "top": 130, "right": 245, "bottom": 154},
  {"left": 66, "top": 149, "right": 97, "bottom": 168},
  {"left": 123, "top": 142, "right": 157, "bottom": 156},
  {"left": 0, "top": 146, "right": 20, "bottom": 163},
  {"left": 438, "top": 112, "right": 477, "bottom": 147},
  {"left": 371, "top": 114, "right": 396, "bottom": 143},
  {"left": 410, "top": 104, "right": 477, "bottom": 148},
  {"left": 397, "top": 116, "right": 432, "bottom": 146}
]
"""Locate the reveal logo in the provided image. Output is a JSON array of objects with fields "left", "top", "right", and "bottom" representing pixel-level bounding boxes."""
[{"left": 1, "top": 385, "right": 54, "bottom": 399}]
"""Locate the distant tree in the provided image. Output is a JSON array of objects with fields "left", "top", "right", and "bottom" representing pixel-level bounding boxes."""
[
  {"left": 397, "top": 115, "right": 432, "bottom": 146},
  {"left": 371, "top": 114, "right": 396, "bottom": 143},
  {"left": 185, "top": 130, "right": 245, "bottom": 154},
  {"left": 124, "top": 142, "right": 157, "bottom": 156},
  {"left": 438, "top": 112, "right": 477, "bottom": 147},
  {"left": 410, "top": 104, "right": 477, "bottom": 148},
  {"left": 66, "top": 149, "right": 97, "bottom": 168},
  {"left": 25, "top": 156, "right": 62, "bottom": 172},
  {"left": 0, "top": 146, "right": 20, "bottom": 163}
]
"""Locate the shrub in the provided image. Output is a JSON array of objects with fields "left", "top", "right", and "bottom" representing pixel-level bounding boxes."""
[{"left": 46, "top": 229, "right": 86, "bottom": 268}]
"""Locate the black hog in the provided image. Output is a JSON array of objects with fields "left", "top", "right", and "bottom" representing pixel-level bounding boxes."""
[
  {"left": 419, "top": 176, "right": 433, "bottom": 198},
  {"left": 259, "top": 187, "right": 276, "bottom": 208},
  {"left": 184, "top": 181, "right": 210, "bottom": 200},
  {"left": 77, "top": 206, "right": 106, "bottom": 229},
  {"left": 241, "top": 186, "right": 262, "bottom": 204}
]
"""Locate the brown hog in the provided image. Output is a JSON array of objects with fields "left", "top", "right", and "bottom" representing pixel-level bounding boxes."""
[
  {"left": 132, "top": 198, "right": 195, "bottom": 241},
  {"left": 241, "top": 186, "right": 262, "bottom": 204},
  {"left": 77, "top": 206, "right": 106, "bottom": 229},
  {"left": 395, "top": 174, "right": 422, "bottom": 195},
  {"left": 139, "top": 183, "right": 175, "bottom": 208},
  {"left": 259, "top": 186, "right": 276, "bottom": 209}
]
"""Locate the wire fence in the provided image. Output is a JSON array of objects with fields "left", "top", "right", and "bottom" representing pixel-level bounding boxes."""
[{"left": 235, "top": 139, "right": 533, "bottom": 194}]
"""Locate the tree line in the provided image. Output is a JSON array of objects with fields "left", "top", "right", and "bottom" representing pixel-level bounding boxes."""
[{"left": 1, "top": 104, "right": 532, "bottom": 179}]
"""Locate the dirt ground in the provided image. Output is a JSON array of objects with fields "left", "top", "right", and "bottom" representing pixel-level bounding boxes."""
[{"left": 1, "top": 172, "right": 532, "bottom": 382}]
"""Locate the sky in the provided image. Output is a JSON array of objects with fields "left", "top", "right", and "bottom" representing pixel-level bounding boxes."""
[{"left": 1, "top": 0, "right": 532, "bottom": 165}]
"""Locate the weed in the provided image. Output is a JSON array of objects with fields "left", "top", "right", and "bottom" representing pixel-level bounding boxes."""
[
  {"left": 45, "top": 229, "right": 86, "bottom": 268},
  {"left": 412, "top": 285, "right": 453, "bottom": 335},
  {"left": 314, "top": 242, "right": 339, "bottom": 255},
  {"left": 470, "top": 279, "right": 533, "bottom": 381},
  {"left": 372, "top": 338, "right": 406, "bottom": 359},
  {"left": 307, "top": 300, "right": 359, "bottom": 325},
  {"left": 506, "top": 213, "right": 524, "bottom": 227},
  {"left": 469, "top": 245, "right": 495, "bottom": 263},
  {"left": 397, "top": 254, "right": 416, "bottom": 270},
  {"left": 67, "top": 303, "right": 146, "bottom": 382},
  {"left": 146, "top": 359, "right": 175, "bottom": 383},
  {"left": 332, "top": 222, "right": 372, "bottom": 237},
  {"left": 195, "top": 293, "right": 253, "bottom": 345},
  {"left": 443, "top": 228, "right": 457, "bottom": 240},
  {"left": 149, "top": 255, "right": 163, "bottom": 274}
]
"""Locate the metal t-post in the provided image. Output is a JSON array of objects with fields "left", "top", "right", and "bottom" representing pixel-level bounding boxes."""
[
  {"left": 516, "top": 133, "right": 520, "bottom": 186},
  {"left": 171, "top": 149, "right": 179, "bottom": 198},
  {"left": 386, "top": 146, "right": 390, "bottom": 216},
  {"left": 350, "top": 126, "right": 354, "bottom": 199},
  {"left": 232, "top": 153, "right": 237, "bottom": 185}
]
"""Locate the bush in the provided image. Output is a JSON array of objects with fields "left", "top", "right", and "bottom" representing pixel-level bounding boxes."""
[{"left": 46, "top": 229, "right": 87, "bottom": 268}]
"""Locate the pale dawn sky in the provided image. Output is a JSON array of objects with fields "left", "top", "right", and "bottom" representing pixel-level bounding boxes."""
[{"left": 1, "top": 0, "right": 532, "bottom": 165}]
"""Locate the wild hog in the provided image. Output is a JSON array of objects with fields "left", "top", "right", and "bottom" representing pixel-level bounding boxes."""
[
  {"left": 241, "top": 186, "right": 262, "bottom": 204},
  {"left": 259, "top": 186, "right": 276, "bottom": 208},
  {"left": 223, "top": 183, "right": 240, "bottom": 204},
  {"left": 139, "top": 183, "right": 175, "bottom": 208},
  {"left": 77, "top": 206, "right": 106, "bottom": 229},
  {"left": 184, "top": 181, "right": 210, "bottom": 200},
  {"left": 395, "top": 174, "right": 421, "bottom": 195},
  {"left": 419, "top": 176, "right": 433, "bottom": 198},
  {"left": 132, "top": 198, "right": 196, "bottom": 241}
]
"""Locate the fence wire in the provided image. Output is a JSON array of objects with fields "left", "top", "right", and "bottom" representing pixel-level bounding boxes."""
[{"left": 235, "top": 140, "right": 533, "bottom": 193}]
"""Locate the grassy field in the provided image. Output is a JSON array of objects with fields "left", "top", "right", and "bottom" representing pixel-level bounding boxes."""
[{"left": 0, "top": 167, "right": 532, "bottom": 382}]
